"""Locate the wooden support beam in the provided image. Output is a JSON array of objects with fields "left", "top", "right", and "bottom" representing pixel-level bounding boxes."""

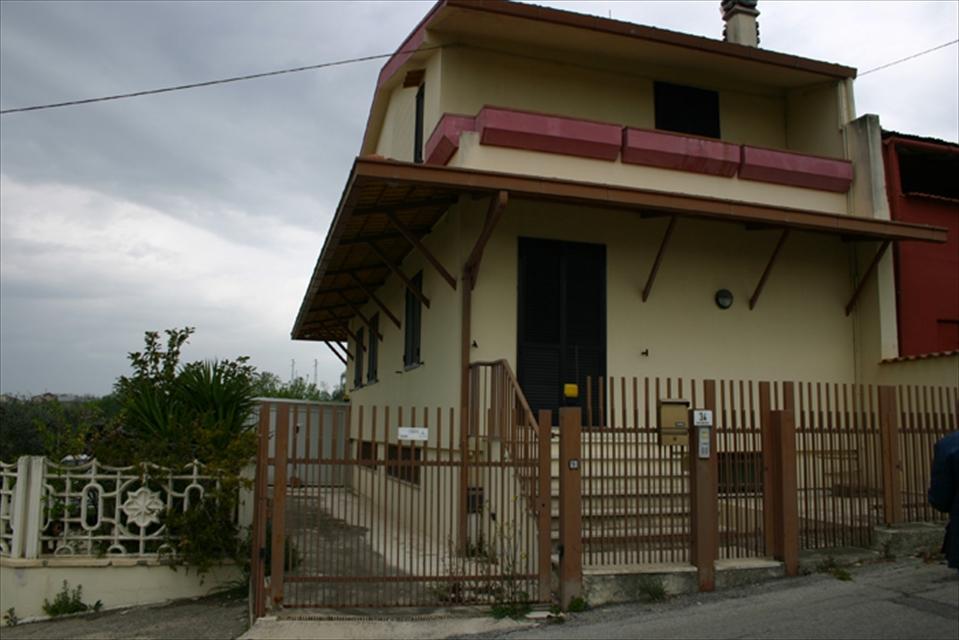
[
  {"left": 367, "top": 241, "right": 431, "bottom": 308},
  {"left": 845, "top": 240, "right": 891, "bottom": 316},
  {"left": 352, "top": 196, "right": 458, "bottom": 216},
  {"left": 336, "top": 291, "right": 384, "bottom": 341},
  {"left": 385, "top": 210, "right": 457, "bottom": 290},
  {"left": 324, "top": 340, "right": 348, "bottom": 366},
  {"left": 641, "top": 216, "right": 676, "bottom": 302},
  {"left": 463, "top": 190, "right": 509, "bottom": 290},
  {"left": 348, "top": 272, "right": 402, "bottom": 329},
  {"left": 749, "top": 229, "right": 790, "bottom": 310}
]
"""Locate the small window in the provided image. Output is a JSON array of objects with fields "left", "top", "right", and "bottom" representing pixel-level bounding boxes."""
[
  {"left": 413, "top": 84, "right": 425, "bottom": 164},
  {"left": 386, "top": 443, "right": 421, "bottom": 485},
  {"left": 367, "top": 315, "right": 379, "bottom": 384},
  {"left": 358, "top": 441, "right": 378, "bottom": 470},
  {"left": 403, "top": 272, "right": 423, "bottom": 368},
  {"left": 654, "top": 81, "right": 720, "bottom": 139},
  {"left": 718, "top": 452, "right": 763, "bottom": 495},
  {"left": 352, "top": 326, "right": 364, "bottom": 389}
]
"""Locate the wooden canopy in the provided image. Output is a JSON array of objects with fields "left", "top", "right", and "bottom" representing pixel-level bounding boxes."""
[{"left": 292, "top": 157, "right": 948, "bottom": 342}]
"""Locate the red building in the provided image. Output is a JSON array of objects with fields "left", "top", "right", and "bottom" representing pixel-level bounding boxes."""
[{"left": 882, "top": 131, "right": 959, "bottom": 357}]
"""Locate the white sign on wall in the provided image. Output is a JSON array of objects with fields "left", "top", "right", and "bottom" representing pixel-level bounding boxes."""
[
  {"left": 398, "top": 426, "right": 429, "bottom": 441},
  {"left": 693, "top": 410, "right": 713, "bottom": 427}
]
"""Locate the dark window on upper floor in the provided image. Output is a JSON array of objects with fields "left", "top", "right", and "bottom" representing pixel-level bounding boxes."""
[
  {"left": 654, "top": 81, "right": 721, "bottom": 139},
  {"left": 414, "top": 84, "right": 425, "bottom": 164},
  {"left": 367, "top": 314, "right": 379, "bottom": 384},
  {"left": 353, "top": 326, "right": 364, "bottom": 389},
  {"left": 404, "top": 272, "right": 423, "bottom": 368}
]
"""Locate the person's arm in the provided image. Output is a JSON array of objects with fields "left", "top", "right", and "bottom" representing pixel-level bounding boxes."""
[{"left": 928, "top": 436, "right": 957, "bottom": 513}]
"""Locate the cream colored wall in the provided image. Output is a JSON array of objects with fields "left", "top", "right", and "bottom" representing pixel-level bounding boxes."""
[
  {"left": 0, "top": 559, "right": 240, "bottom": 625},
  {"left": 786, "top": 83, "right": 846, "bottom": 159},
  {"left": 373, "top": 53, "right": 443, "bottom": 162},
  {"left": 470, "top": 198, "right": 858, "bottom": 385},
  {"left": 375, "top": 83, "right": 415, "bottom": 161},
  {"left": 451, "top": 132, "right": 849, "bottom": 215},
  {"left": 439, "top": 46, "right": 791, "bottom": 150},
  {"left": 345, "top": 199, "right": 465, "bottom": 445},
  {"left": 439, "top": 46, "right": 653, "bottom": 130}
]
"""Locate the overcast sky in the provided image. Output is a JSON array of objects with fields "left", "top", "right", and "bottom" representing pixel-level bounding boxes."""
[{"left": 1, "top": 1, "right": 957, "bottom": 397}]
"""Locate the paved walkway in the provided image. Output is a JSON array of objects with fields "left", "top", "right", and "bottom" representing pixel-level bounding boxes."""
[
  {"left": 1, "top": 591, "right": 248, "bottom": 640},
  {"left": 458, "top": 558, "right": 958, "bottom": 640},
  {"left": 4, "top": 558, "right": 955, "bottom": 639}
]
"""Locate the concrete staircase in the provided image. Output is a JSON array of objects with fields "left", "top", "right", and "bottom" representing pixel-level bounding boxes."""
[{"left": 546, "top": 431, "right": 691, "bottom": 553}]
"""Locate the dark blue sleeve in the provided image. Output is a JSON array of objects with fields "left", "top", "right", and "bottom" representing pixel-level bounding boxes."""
[{"left": 928, "top": 435, "right": 958, "bottom": 513}]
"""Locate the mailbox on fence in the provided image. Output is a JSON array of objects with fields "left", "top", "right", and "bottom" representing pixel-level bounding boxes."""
[{"left": 658, "top": 399, "right": 690, "bottom": 446}]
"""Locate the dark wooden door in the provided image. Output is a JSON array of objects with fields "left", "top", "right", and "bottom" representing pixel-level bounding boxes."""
[{"left": 518, "top": 237, "right": 606, "bottom": 423}]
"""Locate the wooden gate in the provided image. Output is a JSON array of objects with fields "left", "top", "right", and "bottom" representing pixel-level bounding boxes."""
[{"left": 251, "top": 397, "right": 549, "bottom": 615}]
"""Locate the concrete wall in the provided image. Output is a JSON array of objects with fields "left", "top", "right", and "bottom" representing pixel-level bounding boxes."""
[
  {"left": 0, "top": 558, "right": 240, "bottom": 625},
  {"left": 470, "top": 198, "right": 857, "bottom": 384},
  {"left": 450, "top": 132, "right": 849, "bottom": 215}
]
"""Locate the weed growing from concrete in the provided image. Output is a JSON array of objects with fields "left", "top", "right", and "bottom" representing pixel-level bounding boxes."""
[
  {"left": 634, "top": 576, "right": 668, "bottom": 602},
  {"left": 4, "top": 607, "right": 19, "bottom": 627},
  {"left": 566, "top": 596, "right": 589, "bottom": 612},
  {"left": 42, "top": 581, "right": 103, "bottom": 617},
  {"left": 816, "top": 557, "right": 853, "bottom": 582}
]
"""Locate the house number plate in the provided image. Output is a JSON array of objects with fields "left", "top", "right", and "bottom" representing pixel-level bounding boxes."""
[{"left": 398, "top": 427, "right": 428, "bottom": 441}]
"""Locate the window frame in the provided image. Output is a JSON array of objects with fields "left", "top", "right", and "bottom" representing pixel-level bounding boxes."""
[
  {"left": 403, "top": 272, "right": 423, "bottom": 369},
  {"left": 367, "top": 314, "right": 379, "bottom": 384},
  {"left": 413, "top": 83, "right": 425, "bottom": 164},
  {"left": 352, "top": 326, "right": 364, "bottom": 389},
  {"left": 386, "top": 443, "right": 421, "bottom": 485}
]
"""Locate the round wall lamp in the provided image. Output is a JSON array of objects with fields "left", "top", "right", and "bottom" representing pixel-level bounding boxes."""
[{"left": 714, "top": 289, "right": 734, "bottom": 310}]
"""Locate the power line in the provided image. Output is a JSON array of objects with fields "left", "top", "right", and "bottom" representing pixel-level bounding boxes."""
[
  {"left": 0, "top": 45, "right": 444, "bottom": 115},
  {"left": 859, "top": 39, "right": 958, "bottom": 77},
  {"left": 2, "top": 37, "right": 954, "bottom": 115}
]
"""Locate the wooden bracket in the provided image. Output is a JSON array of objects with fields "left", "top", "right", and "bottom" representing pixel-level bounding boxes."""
[
  {"left": 385, "top": 210, "right": 457, "bottom": 290},
  {"left": 845, "top": 240, "right": 891, "bottom": 316},
  {"left": 324, "top": 340, "right": 348, "bottom": 365},
  {"left": 641, "top": 216, "right": 676, "bottom": 302},
  {"left": 463, "top": 190, "right": 509, "bottom": 290},
  {"left": 348, "top": 272, "right": 401, "bottom": 330},
  {"left": 367, "top": 242, "right": 431, "bottom": 309},
  {"left": 749, "top": 229, "right": 790, "bottom": 310},
  {"left": 334, "top": 320, "right": 367, "bottom": 353},
  {"left": 336, "top": 291, "right": 384, "bottom": 341}
]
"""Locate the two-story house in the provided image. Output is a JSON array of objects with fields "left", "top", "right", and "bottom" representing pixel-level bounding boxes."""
[
  {"left": 293, "top": 0, "right": 949, "bottom": 420},
  {"left": 271, "top": 1, "right": 958, "bottom": 605}
]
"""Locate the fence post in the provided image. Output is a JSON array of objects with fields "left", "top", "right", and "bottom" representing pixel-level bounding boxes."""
[
  {"left": 537, "top": 409, "right": 553, "bottom": 603},
  {"left": 9, "top": 456, "right": 32, "bottom": 559},
  {"left": 758, "top": 381, "right": 775, "bottom": 556},
  {"left": 270, "top": 403, "right": 290, "bottom": 607},
  {"left": 770, "top": 409, "right": 799, "bottom": 576},
  {"left": 878, "top": 386, "right": 903, "bottom": 525},
  {"left": 689, "top": 380, "right": 718, "bottom": 592},
  {"left": 558, "top": 407, "right": 582, "bottom": 609},
  {"left": 250, "top": 403, "right": 271, "bottom": 620},
  {"left": 20, "top": 456, "right": 46, "bottom": 560}
]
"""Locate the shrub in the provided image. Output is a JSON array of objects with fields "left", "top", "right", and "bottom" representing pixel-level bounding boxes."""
[{"left": 42, "top": 581, "right": 102, "bottom": 617}]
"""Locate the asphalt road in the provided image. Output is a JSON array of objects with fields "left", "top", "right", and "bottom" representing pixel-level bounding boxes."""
[{"left": 469, "top": 558, "right": 958, "bottom": 640}]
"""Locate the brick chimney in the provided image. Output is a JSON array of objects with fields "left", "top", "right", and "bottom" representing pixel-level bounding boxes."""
[{"left": 722, "top": 0, "right": 760, "bottom": 47}]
